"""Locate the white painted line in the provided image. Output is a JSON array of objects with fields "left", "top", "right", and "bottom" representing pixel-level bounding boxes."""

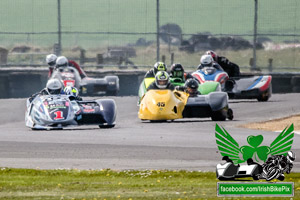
[{"left": 276, "top": 130, "right": 300, "bottom": 135}]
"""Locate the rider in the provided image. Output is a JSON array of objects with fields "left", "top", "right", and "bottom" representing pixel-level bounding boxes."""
[
  {"left": 29, "top": 79, "right": 64, "bottom": 102},
  {"left": 63, "top": 86, "right": 83, "bottom": 101},
  {"left": 46, "top": 54, "right": 57, "bottom": 78},
  {"left": 144, "top": 62, "right": 167, "bottom": 78},
  {"left": 147, "top": 71, "right": 175, "bottom": 91},
  {"left": 175, "top": 78, "right": 200, "bottom": 97},
  {"left": 261, "top": 151, "right": 295, "bottom": 180},
  {"left": 55, "top": 56, "right": 69, "bottom": 69},
  {"left": 170, "top": 63, "right": 194, "bottom": 81},
  {"left": 68, "top": 60, "right": 87, "bottom": 79},
  {"left": 197, "top": 54, "right": 223, "bottom": 71},
  {"left": 47, "top": 55, "right": 87, "bottom": 79},
  {"left": 206, "top": 50, "right": 240, "bottom": 77}
]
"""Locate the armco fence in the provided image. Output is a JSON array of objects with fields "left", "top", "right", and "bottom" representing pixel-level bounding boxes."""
[
  {"left": 0, "top": 67, "right": 299, "bottom": 98},
  {"left": 1, "top": 0, "right": 300, "bottom": 72}
]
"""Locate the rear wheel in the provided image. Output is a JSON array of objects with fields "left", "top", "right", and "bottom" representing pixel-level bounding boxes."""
[
  {"left": 257, "top": 88, "right": 271, "bottom": 102},
  {"left": 211, "top": 110, "right": 227, "bottom": 121},
  {"left": 257, "top": 94, "right": 269, "bottom": 101},
  {"left": 227, "top": 108, "right": 234, "bottom": 120},
  {"left": 252, "top": 174, "right": 260, "bottom": 180},
  {"left": 99, "top": 125, "right": 115, "bottom": 129}
]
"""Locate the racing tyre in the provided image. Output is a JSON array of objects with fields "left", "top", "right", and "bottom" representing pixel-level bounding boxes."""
[
  {"left": 277, "top": 174, "right": 285, "bottom": 181},
  {"left": 252, "top": 174, "right": 260, "bottom": 180},
  {"left": 265, "top": 168, "right": 280, "bottom": 181},
  {"left": 211, "top": 110, "right": 227, "bottom": 121},
  {"left": 292, "top": 86, "right": 300, "bottom": 93},
  {"left": 99, "top": 125, "right": 115, "bottom": 129},
  {"left": 257, "top": 88, "right": 271, "bottom": 102},
  {"left": 291, "top": 76, "right": 300, "bottom": 86},
  {"left": 227, "top": 108, "right": 234, "bottom": 120},
  {"left": 150, "top": 120, "right": 167, "bottom": 123}
]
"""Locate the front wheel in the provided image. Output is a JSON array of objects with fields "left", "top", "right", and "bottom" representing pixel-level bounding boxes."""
[{"left": 99, "top": 125, "right": 115, "bottom": 129}]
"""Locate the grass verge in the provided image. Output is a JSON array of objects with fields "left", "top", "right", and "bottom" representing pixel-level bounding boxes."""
[
  {"left": 240, "top": 114, "right": 300, "bottom": 132},
  {"left": 0, "top": 168, "right": 299, "bottom": 200}
]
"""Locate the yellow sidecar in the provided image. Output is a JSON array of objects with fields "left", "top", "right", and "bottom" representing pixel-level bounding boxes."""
[{"left": 138, "top": 90, "right": 189, "bottom": 121}]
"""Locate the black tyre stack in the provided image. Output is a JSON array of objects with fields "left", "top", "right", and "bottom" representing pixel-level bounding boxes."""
[{"left": 291, "top": 76, "right": 300, "bottom": 93}]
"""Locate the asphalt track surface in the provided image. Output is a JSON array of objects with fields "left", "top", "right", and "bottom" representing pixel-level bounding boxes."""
[{"left": 0, "top": 93, "right": 299, "bottom": 171}]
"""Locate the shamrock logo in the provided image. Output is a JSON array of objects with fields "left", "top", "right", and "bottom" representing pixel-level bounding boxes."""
[
  {"left": 215, "top": 124, "right": 294, "bottom": 164},
  {"left": 240, "top": 135, "right": 270, "bottom": 162}
]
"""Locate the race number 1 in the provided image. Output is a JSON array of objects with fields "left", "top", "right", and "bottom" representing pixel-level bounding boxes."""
[{"left": 54, "top": 111, "right": 64, "bottom": 120}]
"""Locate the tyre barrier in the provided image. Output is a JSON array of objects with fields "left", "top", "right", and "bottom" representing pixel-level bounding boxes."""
[
  {"left": 1, "top": 69, "right": 300, "bottom": 98},
  {"left": 291, "top": 76, "right": 300, "bottom": 92}
]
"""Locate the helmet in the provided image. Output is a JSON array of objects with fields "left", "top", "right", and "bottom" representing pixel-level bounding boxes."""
[
  {"left": 64, "top": 86, "right": 79, "bottom": 97},
  {"left": 153, "top": 62, "right": 167, "bottom": 74},
  {"left": 206, "top": 50, "right": 218, "bottom": 61},
  {"left": 287, "top": 151, "right": 295, "bottom": 163},
  {"left": 155, "top": 71, "right": 170, "bottom": 89},
  {"left": 184, "top": 78, "right": 199, "bottom": 97},
  {"left": 200, "top": 55, "right": 213, "bottom": 67},
  {"left": 46, "top": 79, "right": 63, "bottom": 95},
  {"left": 170, "top": 63, "right": 184, "bottom": 79},
  {"left": 46, "top": 54, "right": 57, "bottom": 67},
  {"left": 56, "top": 56, "right": 68, "bottom": 68}
]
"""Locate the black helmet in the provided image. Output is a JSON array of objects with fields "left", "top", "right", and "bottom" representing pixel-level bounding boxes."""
[
  {"left": 185, "top": 78, "right": 199, "bottom": 97},
  {"left": 153, "top": 62, "right": 167, "bottom": 75},
  {"left": 170, "top": 63, "right": 184, "bottom": 79}
]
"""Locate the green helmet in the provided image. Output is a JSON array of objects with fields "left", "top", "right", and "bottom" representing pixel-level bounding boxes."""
[
  {"left": 170, "top": 63, "right": 184, "bottom": 79},
  {"left": 155, "top": 71, "right": 170, "bottom": 89},
  {"left": 154, "top": 62, "right": 167, "bottom": 74}
]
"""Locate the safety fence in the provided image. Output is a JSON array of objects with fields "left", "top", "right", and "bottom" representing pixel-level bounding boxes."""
[{"left": 0, "top": 0, "right": 300, "bottom": 72}]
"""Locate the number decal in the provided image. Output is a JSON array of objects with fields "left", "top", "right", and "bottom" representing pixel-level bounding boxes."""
[
  {"left": 54, "top": 111, "right": 64, "bottom": 120},
  {"left": 157, "top": 102, "right": 165, "bottom": 107}
]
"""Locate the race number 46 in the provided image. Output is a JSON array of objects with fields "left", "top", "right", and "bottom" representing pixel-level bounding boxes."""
[{"left": 54, "top": 111, "right": 64, "bottom": 120}]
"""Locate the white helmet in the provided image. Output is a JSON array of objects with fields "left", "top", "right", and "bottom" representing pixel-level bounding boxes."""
[
  {"left": 46, "top": 54, "right": 57, "bottom": 67},
  {"left": 46, "top": 79, "right": 63, "bottom": 95},
  {"left": 200, "top": 55, "right": 213, "bottom": 67},
  {"left": 287, "top": 151, "right": 296, "bottom": 163},
  {"left": 56, "top": 56, "right": 68, "bottom": 68},
  {"left": 155, "top": 71, "right": 170, "bottom": 89}
]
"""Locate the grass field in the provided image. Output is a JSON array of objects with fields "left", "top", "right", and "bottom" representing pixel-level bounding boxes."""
[
  {"left": 0, "top": 0, "right": 299, "bottom": 47},
  {"left": 0, "top": 168, "right": 299, "bottom": 200},
  {"left": 1, "top": 0, "right": 300, "bottom": 70}
]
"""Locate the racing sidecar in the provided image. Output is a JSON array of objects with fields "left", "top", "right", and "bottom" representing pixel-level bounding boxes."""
[
  {"left": 25, "top": 94, "right": 116, "bottom": 130},
  {"left": 225, "top": 75, "right": 272, "bottom": 101},
  {"left": 50, "top": 66, "right": 119, "bottom": 96},
  {"left": 139, "top": 76, "right": 222, "bottom": 102},
  {"left": 192, "top": 67, "right": 272, "bottom": 101},
  {"left": 216, "top": 157, "right": 262, "bottom": 180},
  {"left": 138, "top": 89, "right": 233, "bottom": 121}
]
